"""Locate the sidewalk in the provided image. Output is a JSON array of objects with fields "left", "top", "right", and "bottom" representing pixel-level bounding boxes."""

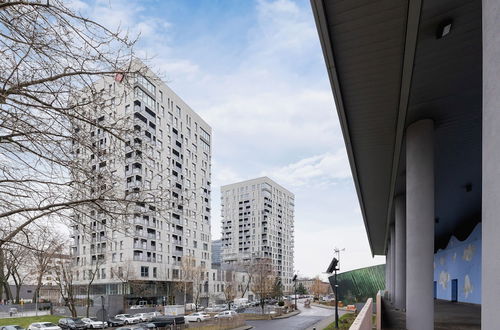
[{"left": 306, "top": 310, "right": 350, "bottom": 330}]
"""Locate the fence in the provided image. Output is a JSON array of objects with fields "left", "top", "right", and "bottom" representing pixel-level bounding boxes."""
[{"left": 0, "top": 303, "right": 52, "bottom": 318}]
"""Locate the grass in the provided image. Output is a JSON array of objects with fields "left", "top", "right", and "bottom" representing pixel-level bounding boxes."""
[
  {"left": 0, "top": 315, "right": 63, "bottom": 328},
  {"left": 323, "top": 313, "right": 357, "bottom": 330}
]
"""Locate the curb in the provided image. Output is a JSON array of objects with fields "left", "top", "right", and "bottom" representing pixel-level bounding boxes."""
[
  {"left": 272, "top": 309, "right": 301, "bottom": 319},
  {"left": 311, "top": 303, "right": 335, "bottom": 310},
  {"left": 234, "top": 326, "right": 253, "bottom": 330}
]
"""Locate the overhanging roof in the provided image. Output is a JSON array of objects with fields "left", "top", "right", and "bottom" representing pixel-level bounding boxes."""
[{"left": 312, "top": 0, "right": 482, "bottom": 255}]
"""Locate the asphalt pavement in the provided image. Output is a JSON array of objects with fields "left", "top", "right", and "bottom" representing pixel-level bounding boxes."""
[{"left": 246, "top": 300, "right": 343, "bottom": 330}]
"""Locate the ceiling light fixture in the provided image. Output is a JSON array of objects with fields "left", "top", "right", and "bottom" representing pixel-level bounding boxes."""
[{"left": 437, "top": 19, "right": 453, "bottom": 39}]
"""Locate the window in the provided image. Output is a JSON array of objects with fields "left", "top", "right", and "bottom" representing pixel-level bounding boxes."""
[
  {"left": 141, "top": 266, "right": 149, "bottom": 277},
  {"left": 200, "top": 128, "right": 210, "bottom": 142},
  {"left": 136, "top": 74, "right": 156, "bottom": 94},
  {"left": 153, "top": 267, "right": 157, "bottom": 278},
  {"left": 134, "top": 87, "right": 155, "bottom": 108}
]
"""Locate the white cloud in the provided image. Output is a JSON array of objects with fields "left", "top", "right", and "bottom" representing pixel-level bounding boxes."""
[{"left": 262, "top": 150, "right": 351, "bottom": 189}]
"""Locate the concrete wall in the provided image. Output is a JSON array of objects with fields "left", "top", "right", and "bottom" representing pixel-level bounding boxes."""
[
  {"left": 433, "top": 223, "right": 481, "bottom": 304},
  {"left": 350, "top": 298, "right": 373, "bottom": 330}
]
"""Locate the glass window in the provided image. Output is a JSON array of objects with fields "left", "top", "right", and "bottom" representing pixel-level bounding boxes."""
[
  {"left": 136, "top": 74, "right": 156, "bottom": 94},
  {"left": 141, "top": 266, "right": 149, "bottom": 277}
]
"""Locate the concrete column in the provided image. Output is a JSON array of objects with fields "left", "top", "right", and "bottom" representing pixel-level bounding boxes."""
[
  {"left": 394, "top": 195, "right": 406, "bottom": 310},
  {"left": 482, "top": 1, "right": 500, "bottom": 327},
  {"left": 386, "top": 242, "right": 391, "bottom": 299},
  {"left": 406, "top": 119, "right": 434, "bottom": 330},
  {"left": 390, "top": 225, "right": 396, "bottom": 303}
]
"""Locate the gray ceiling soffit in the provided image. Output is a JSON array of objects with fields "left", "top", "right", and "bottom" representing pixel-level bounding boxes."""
[{"left": 311, "top": 0, "right": 409, "bottom": 255}]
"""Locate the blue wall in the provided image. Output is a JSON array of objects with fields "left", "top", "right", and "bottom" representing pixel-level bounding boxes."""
[{"left": 433, "top": 223, "right": 481, "bottom": 304}]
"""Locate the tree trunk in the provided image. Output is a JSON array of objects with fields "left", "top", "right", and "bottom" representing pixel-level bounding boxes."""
[
  {"left": 4, "top": 282, "right": 12, "bottom": 302},
  {"left": 33, "top": 273, "right": 44, "bottom": 303}
]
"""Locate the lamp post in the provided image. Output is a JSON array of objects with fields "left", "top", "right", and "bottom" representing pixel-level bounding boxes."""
[
  {"left": 100, "top": 296, "right": 105, "bottom": 326},
  {"left": 327, "top": 256, "right": 340, "bottom": 329},
  {"left": 334, "top": 267, "right": 339, "bottom": 328},
  {"left": 292, "top": 274, "right": 297, "bottom": 311}
]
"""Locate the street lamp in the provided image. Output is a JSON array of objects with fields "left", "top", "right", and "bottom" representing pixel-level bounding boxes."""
[
  {"left": 292, "top": 274, "right": 297, "bottom": 311},
  {"left": 326, "top": 257, "right": 339, "bottom": 329},
  {"left": 100, "top": 296, "right": 105, "bottom": 325}
]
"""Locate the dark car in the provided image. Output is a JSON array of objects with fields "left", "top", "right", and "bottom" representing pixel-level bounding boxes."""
[
  {"left": 58, "top": 319, "right": 87, "bottom": 330},
  {"left": 150, "top": 316, "right": 184, "bottom": 327},
  {"left": 107, "top": 318, "right": 125, "bottom": 327}
]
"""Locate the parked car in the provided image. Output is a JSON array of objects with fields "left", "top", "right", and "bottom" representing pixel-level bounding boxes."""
[
  {"left": 58, "top": 319, "right": 87, "bottom": 330},
  {"left": 184, "top": 312, "right": 211, "bottom": 323},
  {"left": 81, "top": 318, "right": 107, "bottom": 329},
  {"left": 132, "top": 314, "right": 151, "bottom": 322},
  {"left": 149, "top": 316, "right": 185, "bottom": 327},
  {"left": 147, "top": 312, "right": 162, "bottom": 319},
  {"left": 114, "top": 314, "right": 141, "bottom": 324},
  {"left": 1, "top": 325, "right": 24, "bottom": 330},
  {"left": 213, "top": 311, "right": 238, "bottom": 319},
  {"left": 107, "top": 318, "right": 125, "bottom": 327},
  {"left": 28, "top": 323, "right": 61, "bottom": 330}
]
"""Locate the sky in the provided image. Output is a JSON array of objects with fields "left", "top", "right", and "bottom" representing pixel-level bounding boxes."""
[{"left": 78, "top": 0, "right": 385, "bottom": 278}]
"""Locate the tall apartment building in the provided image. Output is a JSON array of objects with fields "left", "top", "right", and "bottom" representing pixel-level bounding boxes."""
[
  {"left": 220, "top": 177, "right": 295, "bottom": 293},
  {"left": 70, "top": 61, "right": 212, "bottom": 306}
]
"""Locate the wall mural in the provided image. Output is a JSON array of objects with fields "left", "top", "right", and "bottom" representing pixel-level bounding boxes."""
[{"left": 433, "top": 223, "right": 481, "bottom": 304}]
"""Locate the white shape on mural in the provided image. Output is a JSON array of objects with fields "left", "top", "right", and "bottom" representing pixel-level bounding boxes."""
[
  {"left": 463, "top": 244, "right": 475, "bottom": 262},
  {"left": 439, "top": 270, "right": 450, "bottom": 289},
  {"left": 464, "top": 274, "right": 473, "bottom": 298},
  {"left": 440, "top": 256, "right": 445, "bottom": 266}
]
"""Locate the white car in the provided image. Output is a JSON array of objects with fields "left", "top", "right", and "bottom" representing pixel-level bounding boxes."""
[
  {"left": 28, "top": 323, "right": 61, "bottom": 330},
  {"left": 132, "top": 313, "right": 151, "bottom": 322},
  {"left": 184, "top": 312, "right": 211, "bottom": 323},
  {"left": 114, "top": 314, "right": 141, "bottom": 324},
  {"left": 213, "top": 311, "right": 237, "bottom": 319},
  {"left": 81, "top": 318, "right": 107, "bottom": 329}
]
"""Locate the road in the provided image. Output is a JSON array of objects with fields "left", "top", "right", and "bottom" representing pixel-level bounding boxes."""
[{"left": 246, "top": 302, "right": 343, "bottom": 330}]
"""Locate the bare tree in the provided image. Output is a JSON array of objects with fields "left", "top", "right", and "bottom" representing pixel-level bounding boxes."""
[
  {"left": 0, "top": 0, "right": 160, "bottom": 252},
  {"left": 29, "top": 225, "right": 66, "bottom": 303},
  {"left": 250, "top": 258, "right": 275, "bottom": 314},
  {"left": 85, "top": 259, "right": 103, "bottom": 317},
  {"left": 0, "top": 249, "right": 13, "bottom": 302},
  {"left": 239, "top": 261, "right": 254, "bottom": 298},
  {"left": 310, "top": 276, "right": 327, "bottom": 300},
  {"left": 54, "top": 259, "right": 77, "bottom": 317},
  {"left": 222, "top": 269, "right": 237, "bottom": 311},
  {"left": 5, "top": 238, "right": 34, "bottom": 304}
]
